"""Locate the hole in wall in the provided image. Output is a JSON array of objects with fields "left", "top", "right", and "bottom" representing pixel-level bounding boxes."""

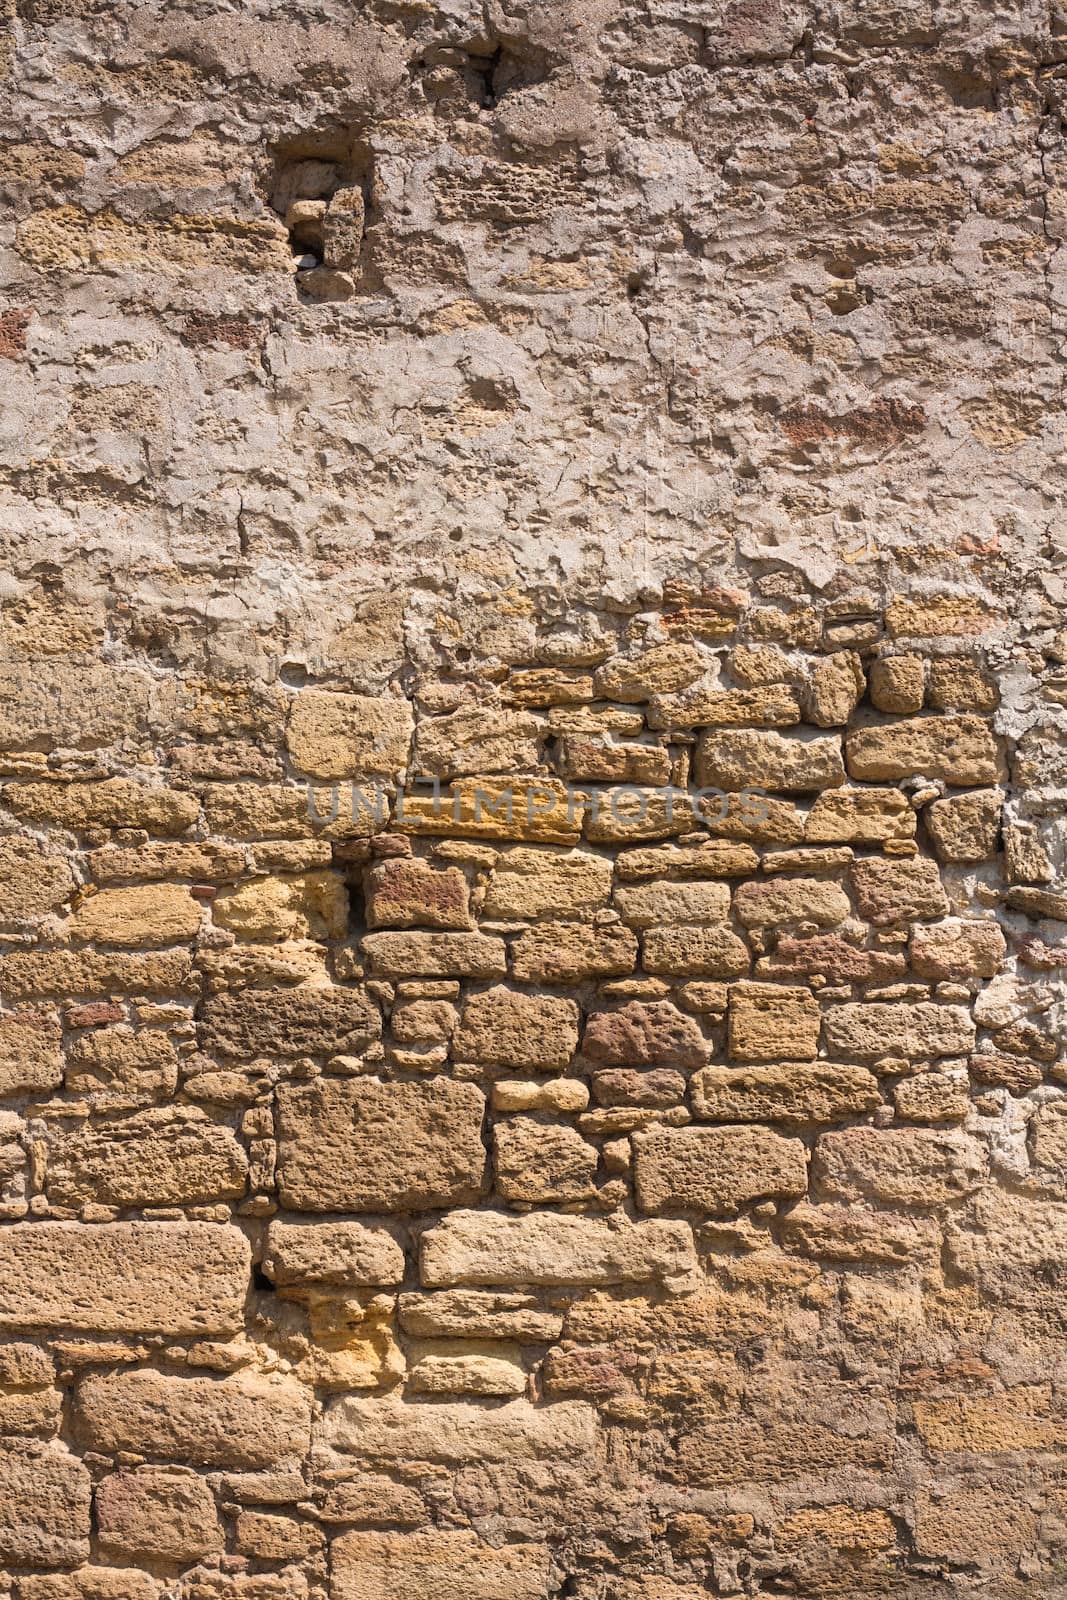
[{"left": 268, "top": 129, "right": 373, "bottom": 301}]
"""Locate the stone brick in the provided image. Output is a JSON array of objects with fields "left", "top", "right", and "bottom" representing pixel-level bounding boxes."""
[
  {"left": 6, "top": 778, "right": 199, "bottom": 836},
  {"left": 511, "top": 922, "right": 638, "bottom": 984},
  {"left": 75, "top": 1370, "right": 312, "bottom": 1468},
  {"left": 398, "top": 1291, "right": 564, "bottom": 1342},
  {"left": 869, "top": 654, "right": 925, "bottom": 713},
  {"left": 0, "top": 1442, "right": 90, "bottom": 1568},
  {"left": 362, "top": 931, "right": 507, "bottom": 979},
  {"left": 758, "top": 934, "right": 906, "bottom": 986},
  {"left": 813, "top": 1127, "right": 986, "bottom": 1205},
  {"left": 695, "top": 729, "right": 845, "bottom": 792},
  {"left": 805, "top": 651, "right": 864, "bottom": 726},
  {"left": 64, "top": 1028, "right": 179, "bottom": 1110},
  {"left": 90, "top": 840, "right": 246, "bottom": 884},
  {"left": 493, "top": 1117, "right": 597, "bottom": 1202},
  {"left": 845, "top": 715, "right": 1001, "bottom": 785},
  {"left": 594, "top": 643, "right": 705, "bottom": 701},
  {"left": 633, "top": 1125, "right": 808, "bottom": 1213},
  {"left": 0, "top": 1221, "right": 249, "bottom": 1335},
  {"left": 555, "top": 736, "right": 671, "bottom": 784},
  {"left": 365, "top": 857, "right": 471, "bottom": 929},
  {"left": 613, "top": 878, "right": 730, "bottom": 928},
  {"left": 727, "top": 983, "right": 821, "bottom": 1060},
  {"left": 822, "top": 1001, "right": 975, "bottom": 1062},
  {"left": 912, "top": 1390, "right": 1059, "bottom": 1453},
  {"left": 805, "top": 787, "right": 916, "bottom": 844},
  {"left": 408, "top": 1350, "right": 526, "bottom": 1397},
  {"left": 413, "top": 706, "right": 541, "bottom": 778},
  {"left": 420, "top": 1210, "right": 697, "bottom": 1290},
  {"left": 583, "top": 787, "right": 695, "bottom": 844},
  {"left": 780, "top": 1202, "right": 939, "bottom": 1263},
  {"left": 0, "top": 835, "right": 74, "bottom": 925},
  {"left": 0, "top": 661, "right": 150, "bottom": 751},
  {"left": 492, "top": 1078, "right": 589, "bottom": 1112},
  {"left": 912, "top": 1485, "right": 1038, "bottom": 1569},
  {"left": 453, "top": 987, "right": 580, "bottom": 1070},
  {"left": 1006, "top": 886, "right": 1067, "bottom": 922},
  {"left": 693, "top": 1062, "right": 879, "bottom": 1124},
  {"left": 400, "top": 779, "right": 583, "bottom": 845},
  {"left": 213, "top": 870, "right": 349, "bottom": 941},
  {"left": 926, "top": 789, "right": 1001, "bottom": 862},
  {"left": 286, "top": 690, "right": 414, "bottom": 779},
  {"left": 276, "top": 1077, "right": 487, "bottom": 1211},
  {"left": 641, "top": 926, "right": 750, "bottom": 978},
  {"left": 332, "top": 1529, "right": 550, "bottom": 1600},
  {"left": 263, "top": 1220, "right": 405, "bottom": 1286},
  {"left": 591, "top": 1068, "right": 686, "bottom": 1107},
  {"left": 910, "top": 919, "right": 1006, "bottom": 979},
  {"left": 45, "top": 1109, "right": 248, "bottom": 1208},
  {"left": 67, "top": 885, "right": 200, "bottom": 947},
  {"left": 17, "top": 1569, "right": 160, "bottom": 1600},
  {"left": 482, "top": 846, "right": 612, "bottom": 919},
  {"left": 582, "top": 1000, "right": 707, "bottom": 1067},
  {"left": 646, "top": 684, "right": 800, "bottom": 729},
  {"left": 849, "top": 856, "right": 948, "bottom": 926},
  {"left": 894, "top": 1068, "right": 969, "bottom": 1123},
  {"left": 614, "top": 841, "right": 760, "bottom": 880},
  {"left": 733, "top": 877, "right": 850, "bottom": 929},
  {"left": 704, "top": 793, "right": 805, "bottom": 845},
  {"left": 505, "top": 667, "right": 595, "bottom": 707},
  {"left": 235, "top": 1510, "right": 325, "bottom": 1561},
  {"left": 0, "top": 950, "right": 195, "bottom": 999},
  {"left": 927, "top": 657, "right": 999, "bottom": 712},
  {"left": 200, "top": 986, "right": 380, "bottom": 1058},
  {"left": 96, "top": 1467, "right": 223, "bottom": 1563},
  {"left": 321, "top": 1393, "right": 597, "bottom": 1463},
  {"left": 0, "top": 1009, "right": 63, "bottom": 1096}
]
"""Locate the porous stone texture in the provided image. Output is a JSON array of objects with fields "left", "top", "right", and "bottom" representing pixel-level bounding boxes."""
[{"left": 2, "top": 2, "right": 1067, "bottom": 1594}]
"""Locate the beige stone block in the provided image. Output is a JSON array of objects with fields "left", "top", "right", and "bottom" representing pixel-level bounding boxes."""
[
  {"left": 583, "top": 787, "right": 695, "bottom": 844},
  {"left": 0, "top": 950, "right": 195, "bottom": 999},
  {"left": 6, "top": 778, "right": 199, "bottom": 836},
  {"left": 96, "top": 1467, "right": 222, "bottom": 1563},
  {"left": 695, "top": 729, "right": 844, "bottom": 792},
  {"left": 398, "top": 1291, "right": 564, "bottom": 1342},
  {"left": 483, "top": 846, "right": 612, "bottom": 919},
  {"left": 67, "top": 884, "right": 200, "bottom": 947},
  {"left": 213, "top": 869, "right": 349, "bottom": 940},
  {"left": 235, "top": 1509, "right": 325, "bottom": 1560},
  {"left": 813, "top": 1126, "right": 986, "bottom": 1205},
  {"left": 200, "top": 985, "right": 379, "bottom": 1058},
  {"left": 926, "top": 789, "right": 1001, "bottom": 862},
  {"left": 504, "top": 668, "right": 595, "bottom": 707},
  {"left": 849, "top": 856, "right": 948, "bottom": 926},
  {"left": 0, "top": 835, "right": 73, "bottom": 924},
  {"left": 453, "top": 986, "right": 579, "bottom": 1070},
  {"left": 413, "top": 706, "right": 542, "bottom": 779},
  {"left": 822, "top": 1001, "right": 975, "bottom": 1061},
  {"left": 869, "top": 654, "right": 925, "bottom": 713},
  {"left": 927, "top": 657, "right": 999, "bottom": 712},
  {"left": 89, "top": 839, "right": 245, "bottom": 883},
  {"left": 332, "top": 1529, "right": 551, "bottom": 1600},
  {"left": 805, "top": 787, "right": 915, "bottom": 843},
  {"left": 0, "top": 1010, "right": 63, "bottom": 1096},
  {"left": 0, "top": 1442, "right": 91, "bottom": 1569},
  {"left": 693, "top": 1062, "right": 879, "bottom": 1124},
  {"left": 45, "top": 1108, "right": 248, "bottom": 1208},
  {"left": 733, "top": 877, "right": 850, "bottom": 929},
  {"left": 633, "top": 1124, "right": 808, "bottom": 1213},
  {"left": 400, "top": 779, "right": 583, "bottom": 845},
  {"left": 287, "top": 690, "right": 414, "bottom": 779},
  {"left": 362, "top": 930, "right": 507, "bottom": 979},
  {"left": 615, "top": 841, "right": 760, "bottom": 879},
  {"left": 805, "top": 652, "right": 865, "bottom": 726},
  {"left": 408, "top": 1348, "right": 526, "bottom": 1397},
  {"left": 727, "top": 982, "right": 821, "bottom": 1060},
  {"left": 322, "top": 1393, "right": 596, "bottom": 1463},
  {"left": 75, "top": 1369, "right": 312, "bottom": 1468},
  {"left": 0, "top": 1221, "right": 249, "bottom": 1335},
  {"left": 17, "top": 1568, "right": 160, "bottom": 1599},
  {"left": 614, "top": 878, "right": 730, "bottom": 928},
  {"left": 555, "top": 736, "right": 671, "bottom": 785},
  {"left": 420, "top": 1210, "right": 697, "bottom": 1291},
  {"left": 63, "top": 1028, "right": 179, "bottom": 1110},
  {"left": 277, "top": 1077, "right": 486, "bottom": 1211},
  {"left": 893, "top": 1069, "right": 969, "bottom": 1122},
  {"left": 912, "top": 1389, "right": 1060, "bottom": 1453},
  {"left": 780, "top": 1202, "right": 939, "bottom": 1263},
  {"left": 641, "top": 924, "right": 750, "bottom": 978},
  {"left": 492, "top": 1078, "right": 590, "bottom": 1112},
  {"left": 511, "top": 922, "right": 638, "bottom": 983},
  {"left": 845, "top": 715, "right": 1001, "bottom": 785},
  {"left": 264, "top": 1220, "right": 405, "bottom": 1287},
  {"left": 0, "top": 661, "right": 151, "bottom": 751},
  {"left": 493, "top": 1118, "right": 598, "bottom": 1202},
  {"left": 646, "top": 684, "right": 800, "bottom": 729},
  {"left": 594, "top": 643, "right": 705, "bottom": 701},
  {"left": 910, "top": 919, "right": 1006, "bottom": 979}
]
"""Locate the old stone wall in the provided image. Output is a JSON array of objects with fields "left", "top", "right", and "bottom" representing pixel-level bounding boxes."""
[{"left": 2, "top": 0, "right": 1067, "bottom": 1596}]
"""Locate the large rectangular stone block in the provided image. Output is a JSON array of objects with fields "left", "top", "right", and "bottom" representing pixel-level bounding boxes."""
[
  {"left": 332, "top": 1530, "right": 550, "bottom": 1600},
  {"left": 320, "top": 1394, "right": 597, "bottom": 1463},
  {"left": 277, "top": 1078, "right": 487, "bottom": 1212},
  {"left": 420, "top": 1210, "right": 697, "bottom": 1292},
  {"left": 75, "top": 1369, "right": 312, "bottom": 1468},
  {"left": 633, "top": 1125, "right": 808, "bottom": 1213},
  {"left": 0, "top": 1221, "right": 249, "bottom": 1335},
  {"left": 200, "top": 985, "right": 380, "bottom": 1058},
  {"left": 0, "top": 1442, "right": 91, "bottom": 1569}
]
